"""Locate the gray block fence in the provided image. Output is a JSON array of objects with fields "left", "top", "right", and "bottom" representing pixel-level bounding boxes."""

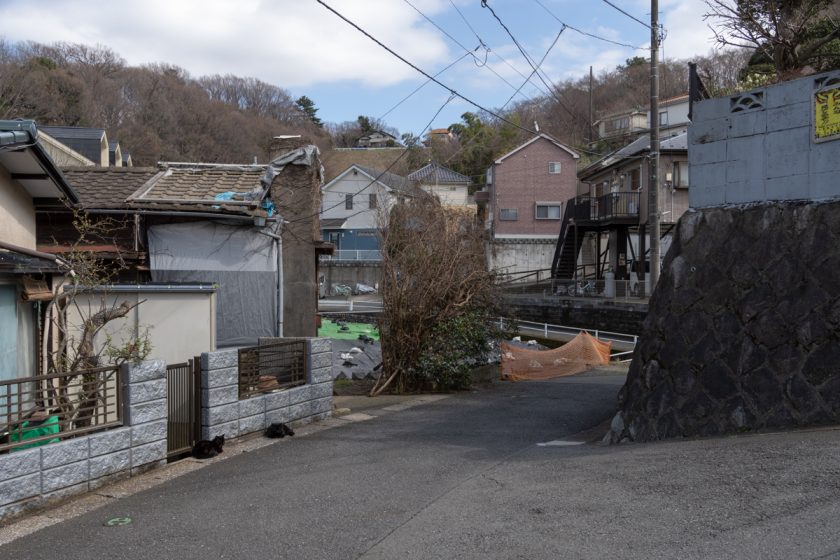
[
  {"left": 0, "top": 338, "right": 333, "bottom": 522},
  {"left": 689, "top": 70, "right": 840, "bottom": 208},
  {"left": 0, "top": 360, "right": 168, "bottom": 521},
  {"left": 200, "top": 338, "right": 333, "bottom": 439}
]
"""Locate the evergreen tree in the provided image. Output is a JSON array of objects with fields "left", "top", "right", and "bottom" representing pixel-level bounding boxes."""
[{"left": 295, "top": 95, "right": 322, "bottom": 127}]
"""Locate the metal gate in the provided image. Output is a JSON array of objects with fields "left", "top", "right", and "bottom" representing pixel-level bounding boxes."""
[{"left": 166, "top": 357, "right": 201, "bottom": 460}]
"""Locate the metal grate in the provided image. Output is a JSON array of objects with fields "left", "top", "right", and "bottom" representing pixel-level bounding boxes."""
[
  {"left": 0, "top": 366, "right": 122, "bottom": 453},
  {"left": 166, "top": 358, "right": 201, "bottom": 460},
  {"left": 238, "top": 339, "right": 307, "bottom": 399}
]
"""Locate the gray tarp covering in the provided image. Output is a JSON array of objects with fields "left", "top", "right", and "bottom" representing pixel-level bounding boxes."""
[{"left": 148, "top": 222, "right": 277, "bottom": 348}]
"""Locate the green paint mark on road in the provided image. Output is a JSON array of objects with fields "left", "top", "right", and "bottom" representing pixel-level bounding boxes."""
[{"left": 104, "top": 516, "right": 132, "bottom": 527}]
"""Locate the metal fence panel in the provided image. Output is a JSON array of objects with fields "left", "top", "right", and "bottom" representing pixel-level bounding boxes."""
[{"left": 238, "top": 339, "right": 307, "bottom": 399}]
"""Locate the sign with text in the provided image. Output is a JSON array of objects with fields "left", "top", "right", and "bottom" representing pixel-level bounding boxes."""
[{"left": 814, "top": 84, "right": 840, "bottom": 142}]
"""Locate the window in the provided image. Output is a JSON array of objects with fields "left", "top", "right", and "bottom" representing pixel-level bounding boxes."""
[
  {"left": 673, "top": 161, "right": 689, "bottom": 188},
  {"left": 369, "top": 193, "right": 377, "bottom": 208},
  {"left": 345, "top": 194, "right": 353, "bottom": 210},
  {"left": 499, "top": 208, "right": 519, "bottom": 221},
  {"left": 659, "top": 111, "right": 668, "bottom": 126},
  {"left": 535, "top": 203, "right": 562, "bottom": 219},
  {"left": 548, "top": 162, "right": 562, "bottom": 174}
]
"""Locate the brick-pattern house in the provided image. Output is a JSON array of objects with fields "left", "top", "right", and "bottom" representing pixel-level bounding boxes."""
[{"left": 484, "top": 133, "right": 579, "bottom": 278}]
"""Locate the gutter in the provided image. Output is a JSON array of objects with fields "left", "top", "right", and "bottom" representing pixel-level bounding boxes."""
[
  {"left": 0, "top": 240, "right": 74, "bottom": 272},
  {"left": 63, "top": 283, "right": 217, "bottom": 294},
  {"left": 258, "top": 226, "right": 285, "bottom": 338}
]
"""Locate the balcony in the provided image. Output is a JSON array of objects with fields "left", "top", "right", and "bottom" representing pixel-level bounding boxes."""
[
  {"left": 571, "top": 192, "right": 640, "bottom": 224},
  {"left": 319, "top": 250, "right": 382, "bottom": 262}
]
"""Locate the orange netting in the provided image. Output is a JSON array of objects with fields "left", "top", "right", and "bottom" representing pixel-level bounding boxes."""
[{"left": 500, "top": 332, "right": 612, "bottom": 381}]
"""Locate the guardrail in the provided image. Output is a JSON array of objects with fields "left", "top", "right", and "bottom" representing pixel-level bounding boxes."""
[
  {"left": 319, "top": 250, "right": 382, "bottom": 262},
  {"left": 318, "top": 299, "right": 384, "bottom": 312},
  {"left": 500, "top": 317, "right": 638, "bottom": 359}
]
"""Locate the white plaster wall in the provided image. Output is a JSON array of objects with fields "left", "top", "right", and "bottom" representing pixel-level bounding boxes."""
[
  {"left": 68, "top": 291, "right": 216, "bottom": 365},
  {"left": 0, "top": 168, "right": 36, "bottom": 249},
  {"left": 422, "top": 184, "right": 471, "bottom": 206}
]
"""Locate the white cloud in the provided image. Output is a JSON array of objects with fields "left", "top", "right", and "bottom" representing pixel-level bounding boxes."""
[
  {"left": 0, "top": 0, "right": 454, "bottom": 88},
  {"left": 660, "top": 0, "right": 718, "bottom": 60}
]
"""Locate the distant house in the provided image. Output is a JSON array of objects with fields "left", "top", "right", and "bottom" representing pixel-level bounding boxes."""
[
  {"left": 356, "top": 131, "right": 400, "bottom": 148},
  {"left": 0, "top": 120, "right": 78, "bottom": 381},
  {"left": 551, "top": 132, "right": 689, "bottom": 296},
  {"left": 483, "top": 133, "right": 580, "bottom": 278},
  {"left": 425, "top": 128, "right": 455, "bottom": 144},
  {"left": 40, "top": 126, "right": 110, "bottom": 166},
  {"left": 320, "top": 164, "right": 418, "bottom": 260},
  {"left": 408, "top": 162, "right": 472, "bottom": 208},
  {"left": 594, "top": 110, "right": 647, "bottom": 142}
]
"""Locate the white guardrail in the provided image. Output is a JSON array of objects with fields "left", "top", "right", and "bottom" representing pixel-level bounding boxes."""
[
  {"left": 501, "top": 317, "right": 638, "bottom": 362},
  {"left": 319, "top": 299, "right": 385, "bottom": 312}
]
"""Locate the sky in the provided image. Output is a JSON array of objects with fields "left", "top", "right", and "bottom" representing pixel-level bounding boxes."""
[{"left": 0, "top": 0, "right": 719, "bottom": 137}]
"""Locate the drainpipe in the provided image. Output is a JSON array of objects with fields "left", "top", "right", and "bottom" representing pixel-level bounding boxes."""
[{"left": 259, "top": 225, "right": 285, "bottom": 338}]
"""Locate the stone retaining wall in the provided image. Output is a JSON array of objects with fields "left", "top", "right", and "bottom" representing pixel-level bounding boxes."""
[
  {"left": 201, "top": 338, "right": 333, "bottom": 439},
  {"left": 0, "top": 360, "right": 168, "bottom": 520},
  {"left": 607, "top": 201, "right": 840, "bottom": 442}
]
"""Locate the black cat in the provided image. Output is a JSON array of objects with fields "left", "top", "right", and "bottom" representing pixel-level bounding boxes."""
[
  {"left": 265, "top": 422, "right": 295, "bottom": 438},
  {"left": 191, "top": 435, "right": 225, "bottom": 459}
]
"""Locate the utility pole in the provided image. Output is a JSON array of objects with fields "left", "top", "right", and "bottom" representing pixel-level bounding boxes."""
[
  {"left": 648, "top": 0, "right": 661, "bottom": 291},
  {"left": 589, "top": 66, "right": 594, "bottom": 145}
]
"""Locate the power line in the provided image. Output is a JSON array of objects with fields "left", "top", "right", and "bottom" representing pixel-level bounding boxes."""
[
  {"left": 316, "top": 0, "right": 539, "bottom": 137},
  {"left": 600, "top": 0, "right": 651, "bottom": 29},
  {"left": 379, "top": 52, "right": 470, "bottom": 120},
  {"left": 531, "top": 0, "right": 643, "bottom": 50},
  {"left": 402, "top": 0, "right": 545, "bottom": 101},
  {"left": 480, "top": 0, "right": 578, "bottom": 121},
  {"left": 290, "top": 93, "right": 458, "bottom": 224}
]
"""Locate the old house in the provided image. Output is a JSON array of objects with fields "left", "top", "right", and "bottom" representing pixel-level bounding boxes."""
[
  {"left": 482, "top": 133, "right": 580, "bottom": 279},
  {"left": 0, "top": 120, "right": 78, "bottom": 382},
  {"left": 36, "top": 147, "right": 326, "bottom": 359}
]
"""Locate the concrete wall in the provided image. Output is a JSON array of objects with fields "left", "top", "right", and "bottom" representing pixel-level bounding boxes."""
[
  {"left": 489, "top": 238, "right": 557, "bottom": 278},
  {"left": 70, "top": 289, "right": 216, "bottom": 366},
  {"left": 502, "top": 294, "right": 647, "bottom": 335},
  {"left": 320, "top": 261, "right": 382, "bottom": 291},
  {"left": 0, "top": 360, "right": 167, "bottom": 521},
  {"left": 200, "top": 339, "right": 332, "bottom": 440},
  {"left": 689, "top": 70, "right": 840, "bottom": 207},
  {"left": 0, "top": 167, "right": 36, "bottom": 249}
]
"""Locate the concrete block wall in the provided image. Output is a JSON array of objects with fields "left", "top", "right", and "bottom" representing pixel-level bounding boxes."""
[
  {"left": 201, "top": 338, "right": 333, "bottom": 439},
  {"left": 689, "top": 70, "right": 840, "bottom": 208},
  {"left": 0, "top": 360, "right": 168, "bottom": 521}
]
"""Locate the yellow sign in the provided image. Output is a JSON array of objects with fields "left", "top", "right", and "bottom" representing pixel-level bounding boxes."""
[{"left": 815, "top": 86, "right": 840, "bottom": 141}]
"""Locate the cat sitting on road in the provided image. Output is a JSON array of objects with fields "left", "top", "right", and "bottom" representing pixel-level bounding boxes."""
[{"left": 191, "top": 435, "right": 225, "bottom": 459}]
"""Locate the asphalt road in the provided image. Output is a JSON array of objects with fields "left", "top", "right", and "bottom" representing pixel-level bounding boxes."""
[{"left": 3, "top": 372, "right": 840, "bottom": 559}]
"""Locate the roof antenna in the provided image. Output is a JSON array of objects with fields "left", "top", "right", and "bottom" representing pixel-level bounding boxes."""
[
  {"left": 253, "top": 156, "right": 258, "bottom": 165},
  {"left": 534, "top": 121, "right": 540, "bottom": 132}
]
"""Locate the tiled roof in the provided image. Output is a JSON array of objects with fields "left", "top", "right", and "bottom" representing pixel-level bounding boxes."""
[
  {"left": 61, "top": 164, "right": 268, "bottom": 215},
  {"left": 133, "top": 166, "right": 265, "bottom": 202},
  {"left": 62, "top": 167, "right": 160, "bottom": 208},
  {"left": 407, "top": 162, "right": 470, "bottom": 184}
]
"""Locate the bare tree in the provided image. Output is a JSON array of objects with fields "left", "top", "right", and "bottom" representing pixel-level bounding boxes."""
[
  {"left": 704, "top": 0, "right": 840, "bottom": 78},
  {"left": 372, "top": 196, "right": 499, "bottom": 395}
]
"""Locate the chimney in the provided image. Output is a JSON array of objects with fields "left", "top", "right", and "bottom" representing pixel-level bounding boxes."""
[{"left": 270, "top": 135, "right": 310, "bottom": 159}]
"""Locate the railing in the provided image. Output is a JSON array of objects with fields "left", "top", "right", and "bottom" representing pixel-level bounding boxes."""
[
  {"left": 499, "top": 317, "right": 639, "bottom": 356},
  {"left": 238, "top": 339, "right": 308, "bottom": 399},
  {"left": 319, "top": 250, "right": 382, "bottom": 262},
  {"left": 318, "top": 298, "right": 384, "bottom": 312},
  {"left": 567, "top": 192, "right": 641, "bottom": 222},
  {"left": 0, "top": 366, "right": 122, "bottom": 453}
]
